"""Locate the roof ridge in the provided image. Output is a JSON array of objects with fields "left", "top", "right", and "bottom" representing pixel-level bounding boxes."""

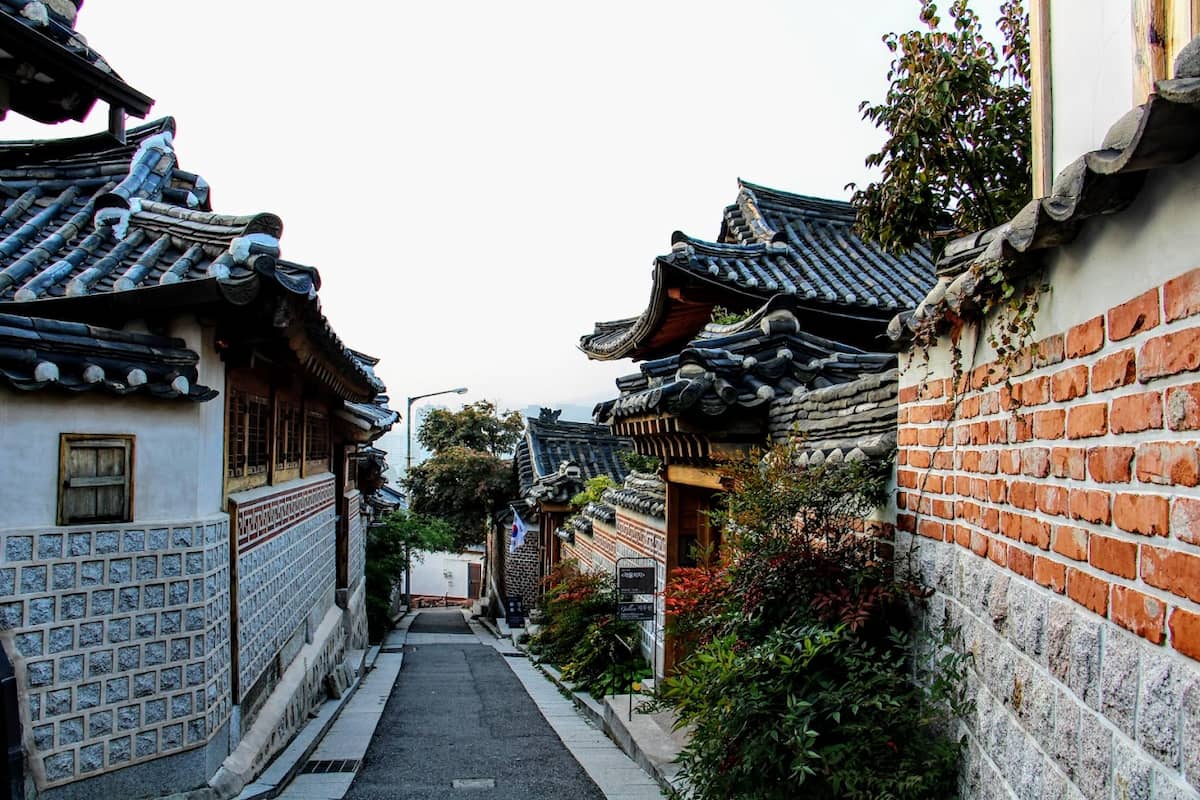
[{"left": 737, "top": 178, "right": 856, "bottom": 219}]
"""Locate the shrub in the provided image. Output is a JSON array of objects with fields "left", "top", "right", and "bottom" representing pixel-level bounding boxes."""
[
  {"left": 530, "top": 559, "right": 650, "bottom": 697},
  {"left": 651, "top": 445, "right": 970, "bottom": 798}
]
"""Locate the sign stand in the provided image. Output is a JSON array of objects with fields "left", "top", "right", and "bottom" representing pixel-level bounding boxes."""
[{"left": 614, "top": 557, "right": 658, "bottom": 721}]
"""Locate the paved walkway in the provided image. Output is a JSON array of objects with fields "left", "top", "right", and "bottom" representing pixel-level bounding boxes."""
[{"left": 278, "top": 609, "right": 663, "bottom": 800}]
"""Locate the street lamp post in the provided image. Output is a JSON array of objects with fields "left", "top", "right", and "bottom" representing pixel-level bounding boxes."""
[{"left": 403, "top": 387, "right": 467, "bottom": 609}]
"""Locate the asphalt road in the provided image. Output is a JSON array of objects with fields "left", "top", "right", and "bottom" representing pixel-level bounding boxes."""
[{"left": 344, "top": 610, "right": 606, "bottom": 800}]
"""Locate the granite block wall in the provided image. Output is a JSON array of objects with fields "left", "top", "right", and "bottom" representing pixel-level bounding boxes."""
[{"left": 0, "top": 515, "right": 231, "bottom": 790}]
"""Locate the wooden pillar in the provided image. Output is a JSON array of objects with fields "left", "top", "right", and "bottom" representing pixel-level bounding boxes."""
[
  {"left": 1134, "top": 0, "right": 1168, "bottom": 103},
  {"left": 1030, "top": 0, "right": 1054, "bottom": 197}
]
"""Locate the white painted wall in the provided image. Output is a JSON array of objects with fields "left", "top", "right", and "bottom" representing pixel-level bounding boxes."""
[
  {"left": 1049, "top": 0, "right": 1134, "bottom": 179},
  {"left": 0, "top": 314, "right": 226, "bottom": 528},
  {"left": 403, "top": 549, "right": 484, "bottom": 599},
  {"left": 901, "top": 155, "right": 1200, "bottom": 390}
]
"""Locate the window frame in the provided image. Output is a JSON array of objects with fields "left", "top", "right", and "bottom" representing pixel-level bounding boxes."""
[
  {"left": 58, "top": 433, "right": 135, "bottom": 526},
  {"left": 303, "top": 406, "right": 330, "bottom": 476},
  {"left": 226, "top": 370, "right": 273, "bottom": 493}
]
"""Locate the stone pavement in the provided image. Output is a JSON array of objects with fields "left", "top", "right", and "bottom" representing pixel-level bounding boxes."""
[{"left": 276, "top": 609, "right": 663, "bottom": 800}]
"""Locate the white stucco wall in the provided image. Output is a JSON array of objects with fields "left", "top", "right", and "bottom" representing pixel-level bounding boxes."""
[
  {"left": 403, "top": 550, "right": 484, "bottom": 599},
  {"left": 901, "top": 155, "right": 1200, "bottom": 390},
  {"left": 1049, "top": 0, "right": 1134, "bottom": 180},
  {"left": 0, "top": 314, "right": 226, "bottom": 528}
]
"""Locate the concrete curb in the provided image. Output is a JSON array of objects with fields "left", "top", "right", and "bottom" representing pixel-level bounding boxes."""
[{"left": 531, "top": 659, "right": 685, "bottom": 797}]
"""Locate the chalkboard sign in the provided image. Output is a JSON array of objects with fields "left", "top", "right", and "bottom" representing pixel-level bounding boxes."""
[
  {"left": 617, "top": 566, "right": 655, "bottom": 594},
  {"left": 505, "top": 596, "right": 525, "bottom": 628}
]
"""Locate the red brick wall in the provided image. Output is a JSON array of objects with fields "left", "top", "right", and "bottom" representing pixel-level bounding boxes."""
[{"left": 898, "top": 269, "right": 1200, "bottom": 664}]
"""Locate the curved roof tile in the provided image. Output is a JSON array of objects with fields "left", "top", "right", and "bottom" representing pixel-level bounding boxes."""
[
  {"left": 581, "top": 180, "right": 935, "bottom": 361},
  {"left": 0, "top": 311, "right": 216, "bottom": 401}
]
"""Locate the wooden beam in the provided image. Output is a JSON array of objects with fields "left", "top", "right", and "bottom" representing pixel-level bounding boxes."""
[
  {"left": 1134, "top": 0, "right": 1168, "bottom": 103},
  {"left": 666, "top": 464, "right": 725, "bottom": 490},
  {"left": 1030, "top": 0, "right": 1054, "bottom": 197}
]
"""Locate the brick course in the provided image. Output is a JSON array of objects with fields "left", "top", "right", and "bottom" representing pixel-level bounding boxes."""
[{"left": 899, "top": 274, "right": 1200, "bottom": 796}]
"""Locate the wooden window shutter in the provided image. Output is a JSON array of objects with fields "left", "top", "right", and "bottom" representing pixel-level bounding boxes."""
[{"left": 59, "top": 434, "right": 134, "bottom": 525}]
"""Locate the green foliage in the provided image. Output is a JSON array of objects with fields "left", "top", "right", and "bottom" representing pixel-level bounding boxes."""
[
  {"left": 404, "top": 445, "right": 515, "bottom": 549},
  {"left": 710, "top": 305, "right": 752, "bottom": 326},
  {"left": 405, "top": 399, "right": 521, "bottom": 548},
  {"left": 529, "top": 560, "right": 649, "bottom": 698},
  {"left": 619, "top": 450, "right": 661, "bottom": 474},
  {"left": 570, "top": 475, "right": 616, "bottom": 510},
  {"left": 418, "top": 400, "right": 524, "bottom": 457},
  {"left": 851, "top": 0, "right": 1030, "bottom": 258},
  {"left": 655, "top": 624, "right": 968, "bottom": 800},
  {"left": 649, "top": 444, "right": 970, "bottom": 798},
  {"left": 365, "top": 510, "right": 455, "bottom": 641}
]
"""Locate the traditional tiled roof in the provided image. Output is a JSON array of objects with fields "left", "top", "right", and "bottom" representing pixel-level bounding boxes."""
[
  {"left": 602, "top": 471, "right": 665, "bottom": 519},
  {"left": 339, "top": 399, "right": 399, "bottom": 436},
  {"left": 0, "top": 118, "right": 382, "bottom": 401},
  {"left": 336, "top": 352, "right": 397, "bottom": 439},
  {"left": 0, "top": 0, "right": 153, "bottom": 124},
  {"left": 367, "top": 483, "right": 406, "bottom": 516},
  {"left": 0, "top": 120, "right": 319, "bottom": 302},
  {"left": 0, "top": 311, "right": 216, "bottom": 401},
  {"left": 889, "top": 38, "right": 1200, "bottom": 343},
  {"left": 581, "top": 500, "right": 616, "bottom": 525},
  {"left": 581, "top": 180, "right": 936, "bottom": 361},
  {"left": 770, "top": 369, "right": 898, "bottom": 464},
  {"left": 514, "top": 408, "right": 633, "bottom": 504},
  {"left": 595, "top": 297, "right": 895, "bottom": 425}
]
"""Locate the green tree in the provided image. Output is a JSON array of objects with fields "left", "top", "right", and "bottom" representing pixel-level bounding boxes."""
[
  {"left": 365, "top": 510, "right": 455, "bottom": 639},
  {"left": 403, "top": 400, "right": 520, "bottom": 549},
  {"left": 851, "top": 0, "right": 1030, "bottom": 257},
  {"left": 418, "top": 400, "right": 523, "bottom": 456}
]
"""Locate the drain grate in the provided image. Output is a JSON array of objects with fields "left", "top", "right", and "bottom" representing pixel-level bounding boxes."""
[
  {"left": 501, "top": 652, "right": 526, "bottom": 658},
  {"left": 301, "top": 759, "right": 360, "bottom": 774},
  {"left": 379, "top": 646, "right": 405, "bottom": 653}
]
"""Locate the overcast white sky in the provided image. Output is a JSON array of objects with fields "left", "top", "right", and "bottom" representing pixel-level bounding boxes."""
[{"left": 5, "top": 1, "right": 1002, "bottom": 457}]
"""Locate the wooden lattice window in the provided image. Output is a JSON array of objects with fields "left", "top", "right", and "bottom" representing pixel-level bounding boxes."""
[
  {"left": 228, "top": 389, "right": 271, "bottom": 478},
  {"left": 305, "top": 409, "right": 329, "bottom": 464},
  {"left": 276, "top": 399, "right": 303, "bottom": 469},
  {"left": 59, "top": 434, "right": 134, "bottom": 525}
]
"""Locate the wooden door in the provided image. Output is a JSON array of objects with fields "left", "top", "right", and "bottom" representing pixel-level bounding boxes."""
[
  {"left": 664, "top": 483, "right": 722, "bottom": 674},
  {"left": 467, "top": 563, "right": 483, "bottom": 599}
]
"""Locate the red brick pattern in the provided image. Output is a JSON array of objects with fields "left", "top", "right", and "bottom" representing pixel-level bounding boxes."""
[{"left": 898, "top": 272, "right": 1200, "bottom": 663}]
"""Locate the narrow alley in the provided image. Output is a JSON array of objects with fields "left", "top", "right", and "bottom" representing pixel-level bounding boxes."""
[{"left": 278, "top": 609, "right": 664, "bottom": 800}]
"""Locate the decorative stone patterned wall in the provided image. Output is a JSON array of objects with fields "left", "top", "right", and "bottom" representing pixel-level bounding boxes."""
[
  {"left": 0, "top": 515, "right": 231, "bottom": 789},
  {"left": 504, "top": 533, "right": 540, "bottom": 612},
  {"left": 231, "top": 476, "right": 336, "bottom": 700},
  {"left": 898, "top": 271, "right": 1200, "bottom": 796},
  {"left": 347, "top": 491, "right": 364, "bottom": 593}
]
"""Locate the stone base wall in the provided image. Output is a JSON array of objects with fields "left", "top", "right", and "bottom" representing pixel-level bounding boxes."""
[
  {"left": 246, "top": 604, "right": 345, "bottom": 780},
  {"left": 908, "top": 530, "right": 1200, "bottom": 799},
  {"left": 0, "top": 514, "right": 231, "bottom": 794}
]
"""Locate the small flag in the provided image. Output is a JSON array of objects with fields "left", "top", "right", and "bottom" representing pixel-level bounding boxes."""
[{"left": 510, "top": 509, "right": 529, "bottom": 553}]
